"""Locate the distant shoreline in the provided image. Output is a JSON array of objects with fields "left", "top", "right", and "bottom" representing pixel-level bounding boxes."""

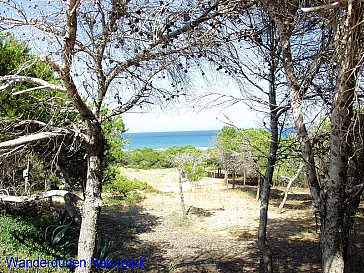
[
  {"left": 122, "top": 146, "right": 213, "bottom": 151},
  {"left": 122, "top": 130, "right": 218, "bottom": 150},
  {"left": 124, "top": 129, "right": 221, "bottom": 135}
]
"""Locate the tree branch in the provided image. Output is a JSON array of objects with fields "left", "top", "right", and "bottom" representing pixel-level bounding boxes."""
[
  {"left": 301, "top": 1, "right": 347, "bottom": 13},
  {"left": 0, "top": 131, "right": 69, "bottom": 151},
  {"left": 0, "top": 75, "right": 66, "bottom": 92}
]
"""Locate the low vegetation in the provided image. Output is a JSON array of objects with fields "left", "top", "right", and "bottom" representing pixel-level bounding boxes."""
[
  {"left": 121, "top": 146, "right": 207, "bottom": 169},
  {"left": 103, "top": 165, "right": 154, "bottom": 204},
  {"left": 0, "top": 207, "right": 76, "bottom": 273},
  {"left": 120, "top": 127, "right": 306, "bottom": 188}
]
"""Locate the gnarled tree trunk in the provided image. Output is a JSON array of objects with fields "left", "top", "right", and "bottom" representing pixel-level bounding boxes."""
[
  {"left": 321, "top": 2, "right": 362, "bottom": 272},
  {"left": 279, "top": 28, "right": 321, "bottom": 212},
  {"left": 75, "top": 124, "right": 104, "bottom": 273}
]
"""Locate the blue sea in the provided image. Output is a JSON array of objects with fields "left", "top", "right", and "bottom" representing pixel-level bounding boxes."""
[{"left": 123, "top": 130, "right": 219, "bottom": 150}]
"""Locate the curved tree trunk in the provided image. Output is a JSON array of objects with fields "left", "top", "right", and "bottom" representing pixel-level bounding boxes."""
[
  {"left": 321, "top": 2, "right": 362, "bottom": 272},
  {"left": 75, "top": 124, "right": 104, "bottom": 273},
  {"left": 279, "top": 29, "right": 321, "bottom": 213}
]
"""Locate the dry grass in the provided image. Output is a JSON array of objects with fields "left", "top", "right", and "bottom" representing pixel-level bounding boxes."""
[{"left": 98, "top": 168, "right": 363, "bottom": 273}]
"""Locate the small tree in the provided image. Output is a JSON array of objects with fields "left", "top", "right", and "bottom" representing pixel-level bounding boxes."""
[
  {"left": 0, "top": 1, "right": 232, "bottom": 272},
  {"left": 172, "top": 152, "right": 206, "bottom": 217}
]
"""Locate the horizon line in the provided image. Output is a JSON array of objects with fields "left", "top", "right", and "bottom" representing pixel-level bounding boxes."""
[{"left": 124, "top": 128, "right": 222, "bottom": 134}]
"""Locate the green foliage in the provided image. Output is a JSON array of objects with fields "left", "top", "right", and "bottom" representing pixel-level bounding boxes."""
[
  {"left": 103, "top": 115, "right": 127, "bottom": 164},
  {"left": 103, "top": 165, "right": 152, "bottom": 197},
  {"left": 122, "top": 148, "right": 168, "bottom": 169},
  {"left": 0, "top": 33, "right": 85, "bottom": 193},
  {"left": 183, "top": 161, "right": 206, "bottom": 182},
  {"left": 214, "top": 126, "right": 307, "bottom": 186},
  {"left": 95, "top": 236, "right": 123, "bottom": 261},
  {"left": 215, "top": 126, "right": 242, "bottom": 152},
  {"left": 0, "top": 211, "right": 76, "bottom": 273},
  {"left": 241, "top": 128, "right": 270, "bottom": 171},
  {"left": 165, "top": 145, "right": 203, "bottom": 157},
  {"left": 44, "top": 212, "right": 73, "bottom": 247},
  {"left": 122, "top": 146, "right": 205, "bottom": 169},
  {"left": 0, "top": 33, "right": 75, "bottom": 123},
  {"left": 215, "top": 126, "right": 270, "bottom": 173}
]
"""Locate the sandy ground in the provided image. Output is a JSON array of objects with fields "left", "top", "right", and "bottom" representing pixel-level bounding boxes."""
[{"left": 99, "top": 168, "right": 363, "bottom": 273}]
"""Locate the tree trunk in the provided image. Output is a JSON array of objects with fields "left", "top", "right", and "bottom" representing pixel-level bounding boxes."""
[
  {"left": 178, "top": 169, "right": 186, "bottom": 217},
  {"left": 259, "top": 153, "right": 275, "bottom": 273},
  {"left": 279, "top": 28, "right": 321, "bottom": 212},
  {"left": 24, "top": 158, "right": 30, "bottom": 195},
  {"left": 256, "top": 175, "right": 261, "bottom": 201},
  {"left": 232, "top": 171, "right": 236, "bottom": 189},
  {"left": 321, "top": 2, "right": 362, "bottom": 272},
  {"left": 75, "top": 124, "right": 104, "bottom": 273},
  {"left": 320, "top": 75, "right": 351, "bottom": 273},
  {"left": 224, "top": 166, "right": 229, "bottom": 189},
  {"left": 258, "top": 99, "right": 277, "bottom": 273},
  {"left": 258, "top": 20, "right": 278, "bottom": 273}
]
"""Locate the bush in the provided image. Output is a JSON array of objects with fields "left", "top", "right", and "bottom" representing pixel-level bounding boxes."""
[
  {"left": 122, "top": 148, "right": 168, "bottom": 169},
  {"left": 103, "top": 165, "right": 152, "bottom": 197},
  {"left": 122, "top": 146, "right": 215, "bottom": 170},
  {"left": 183, "top": 161, "right": 206, "bottom": 183},
  {"left": 0, "top": 210, "right": 76, "bottom": 273}
]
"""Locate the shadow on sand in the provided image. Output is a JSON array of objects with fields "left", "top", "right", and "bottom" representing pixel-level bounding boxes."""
[
  {"left": 98, "top": 204, "right": 167, "bottom": 268},
  {"left": 98, "top": 196, "right": 363, "bottom": 273}
]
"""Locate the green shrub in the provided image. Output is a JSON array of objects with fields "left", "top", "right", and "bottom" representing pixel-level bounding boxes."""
[
  {"left": 183, "top": 161, "right": 206, "bottom": 183},
  {"left": 122, "top": 148, "right": 167, "bottom": 169},
  {"left": 122, "top": 146, "right": 216, "bottom": 170},
  {"left": 0, "top": 211, "right": 76, "bottom": 273},
  {"left": 103, "top": 165, "right": 152, "bottom": 197}
]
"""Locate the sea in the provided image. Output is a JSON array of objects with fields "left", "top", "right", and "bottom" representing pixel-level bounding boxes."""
[{"left": 123, "top": 130, "right": 220, "bottom": 150}]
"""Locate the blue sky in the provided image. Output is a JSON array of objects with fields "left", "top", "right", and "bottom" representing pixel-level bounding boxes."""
[
  {"left": 123, "top": 101, "right": 261, "bottom": 133},
  {"left": 122, "top": 75, "right": 265, "bottom": 133}
]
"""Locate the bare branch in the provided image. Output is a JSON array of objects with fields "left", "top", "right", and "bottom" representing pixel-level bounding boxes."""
[
  {"left": 301, "top": 1, "right": 346, "bottom": 13},
  {"left": 0, "top": 75, "right": 66, "bottom": 92},
  {"left": 12, "top": 86, "right": 49, "bottom": 95},
  {"left": 0, "top": 131, "right": 68, "bottom": 151}
]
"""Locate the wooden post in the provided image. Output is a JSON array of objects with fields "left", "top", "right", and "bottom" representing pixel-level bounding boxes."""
[
  {"left": 178, "top": 169, "right": 186, "bottom": 218},
  {"left": 23, "top": 158, "right": 30, "bottom": 195}
]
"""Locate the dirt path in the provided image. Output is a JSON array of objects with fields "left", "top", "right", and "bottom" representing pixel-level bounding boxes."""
[{"left": 100, "top": 168, "right": 322, "bottom": 272}]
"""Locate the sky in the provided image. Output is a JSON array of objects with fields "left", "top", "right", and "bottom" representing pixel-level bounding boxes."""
[
  {"left": 123, "top": 99, "right": 263, "bottom": 133},
  {"left": 122, "top": 73, "right": 266, "bottom": 133},
  {"left": 2, "top": 3, "right": 268, "bottom": 134}
]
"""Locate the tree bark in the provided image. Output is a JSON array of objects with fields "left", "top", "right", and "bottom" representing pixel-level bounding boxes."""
[
  {"left": 75, "top": 124, "right": 104, "bottom": 273},
  {"left": 0, "top": 131, "right": 68, "bottom": 150},
  {"left": 259, "top": 149, "right": 275, "bottom": 273},
  {"left": 178, "top": 169, "right": 187, "bottom": 217},
  {"left": 258, "top": 20, "right": 278, "bottom": 273},
  {"left": 321, "top": 2, "right": 362, "bottom": 272},
  {"left": 279, "top": 28, "right": 321, "bottom": 212},
  {"left": 256, "top": 175, "right": 261, "bottom": 201},
  {"left": 0, "top": 190, "right": 81, "bottom": 222}
]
